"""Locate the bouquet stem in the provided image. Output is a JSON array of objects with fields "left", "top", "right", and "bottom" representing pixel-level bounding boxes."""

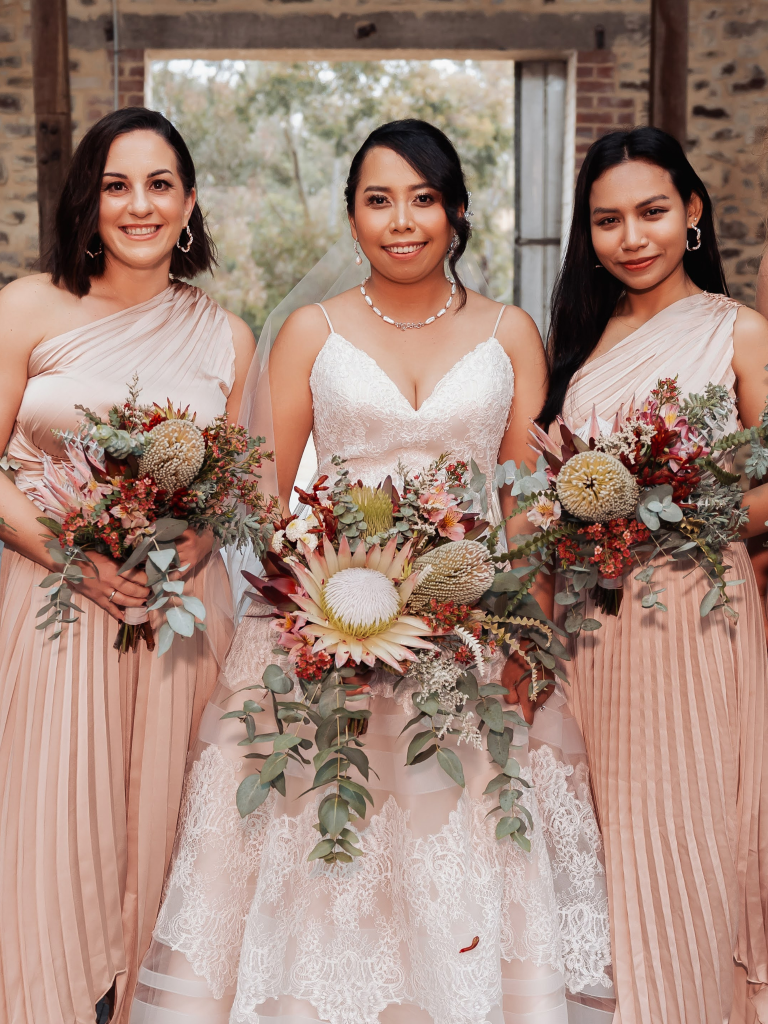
[
  {"left": 113, "top": 620, "right": 156, "bottom": 655},
  {"left": 591, "top": 583, "right": 623, "bottom": 616}
]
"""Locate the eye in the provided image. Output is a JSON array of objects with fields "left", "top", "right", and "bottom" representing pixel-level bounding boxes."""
[
  {"left": 644, "top": 206, "right": 667, "bottom": 217},
  {"left": 597, "top": 216, "right": 619, "bottom": 226},
  {"left": 414, "top": 192, "right": 435, "bottom": 205},
  {"left": 104, "top": 181, "right": 126, "bottom": 193},
  {"left": 150, "top": 179, "right": 172, "bottom": 191},
  {"left": 366, "top": 193, "right": 389, "bottom": 206}
]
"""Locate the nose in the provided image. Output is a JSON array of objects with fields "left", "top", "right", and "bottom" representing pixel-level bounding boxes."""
[
  {"left": 390, "top": 197, "right": 414, "bottom": 233},
  {"left": 127, "top": 184, "right": 154, "bottom": 218},
  {"left": 622, "top": 215, "right": 647, "bottom": 251}
]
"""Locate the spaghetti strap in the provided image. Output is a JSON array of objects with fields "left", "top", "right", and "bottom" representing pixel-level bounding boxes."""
[
  {"left": 316, "top": 303, "right": 334, "bottom": 334},
  {"left": 491, "top": 304, "right": 506, "bottom": 339}
]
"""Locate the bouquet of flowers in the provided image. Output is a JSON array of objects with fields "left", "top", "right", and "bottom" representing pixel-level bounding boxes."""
[
  {"left": 29, "top": 376, "right": 276, "bottom": 655},
  {"left": 227, "top": 455, "right": 568, "bottom": 864},
  {"left": 506, "top": 377, "right": 768, "bottom": 633}
]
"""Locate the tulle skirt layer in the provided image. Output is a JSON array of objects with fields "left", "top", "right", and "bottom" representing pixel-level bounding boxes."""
[{"left": 131, "top": 614, "right": 615, "bottom": 1024}]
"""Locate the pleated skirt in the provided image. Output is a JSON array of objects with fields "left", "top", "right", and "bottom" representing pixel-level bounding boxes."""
[
  {"left": 563, "top": 543, "right": 768, "bottom": 1023},
  {"left": 0, "top": 548, "right": 225, "bottom": 1024}
]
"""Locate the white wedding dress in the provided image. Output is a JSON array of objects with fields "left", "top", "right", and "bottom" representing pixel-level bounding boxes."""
[{"left": 131, "top": 305, "right": 614, "bottom": 1024}]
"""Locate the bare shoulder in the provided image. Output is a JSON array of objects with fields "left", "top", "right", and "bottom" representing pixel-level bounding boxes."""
[
  {"left": 491, "top": 303, "right": 545, "bottom": 369},
  {"left": 270, "top": 301, "right": 334, "bottom": 367},
  {"left": 732, "top": 304, "right": 768, "bottom": 371},
  {"left": 223, "top": 309, "right": 256, "bottom": 356},
  {"left": 0, "top": 274, "right": 68, "bottom": 355}
]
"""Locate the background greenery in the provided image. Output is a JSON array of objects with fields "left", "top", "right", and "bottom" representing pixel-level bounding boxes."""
[{"left": 151, "top": 58, "right": 515, "bottom": 334}]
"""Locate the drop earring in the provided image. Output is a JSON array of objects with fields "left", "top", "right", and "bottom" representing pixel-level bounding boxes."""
[
  {"left": 686, "top": 223, "right": 702, "bottom": 252},
  {"left": 176, "top": 225, "right": 193, "bottom": 253},
  {"left": 353, "top": 239, "right": 363, "bottom": 266}
]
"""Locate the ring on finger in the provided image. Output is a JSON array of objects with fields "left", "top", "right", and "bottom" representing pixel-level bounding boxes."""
[{"left": 108, "top": 589, "right": 117, "bottom": 603}]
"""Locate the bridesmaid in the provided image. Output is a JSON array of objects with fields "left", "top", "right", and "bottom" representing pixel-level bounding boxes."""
[
  {"left": 538, "top": 126, "right": 768, "bottom": 1023},
  {"left": 0, "top": 108, "right": 254, "bottom": 1023}
]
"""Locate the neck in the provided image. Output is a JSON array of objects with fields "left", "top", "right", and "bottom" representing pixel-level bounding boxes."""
[
  {"left": 89, "top": 256, "right": 173, "bottom": 308},
  {"left": 366, "top": 263, "right": 452, "bottom": 317},
  {"left": 618, "top": 262, "right": 700, "bottom": 323}
]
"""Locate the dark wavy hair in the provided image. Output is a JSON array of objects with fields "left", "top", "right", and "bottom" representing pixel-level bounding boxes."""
[
  {"left": 47, "top": 107, "right": 216, "bottom": 296},
  {"left": 540, "top": 126, "right": 728, "bottom": 427},
  {"left": 345, "top": 119, "right": 471, "bottom": 309}
]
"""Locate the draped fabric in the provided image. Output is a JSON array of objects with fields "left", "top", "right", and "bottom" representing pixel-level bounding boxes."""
[
  {"left": 560, "top": 292, "right": 768, "bottom": 1023},
  {"left": 0, "top": 283, "right": 237, "bottom": 1024},
  {"left": 131, "top": 305, "right": 615, "bottom": 1024}
]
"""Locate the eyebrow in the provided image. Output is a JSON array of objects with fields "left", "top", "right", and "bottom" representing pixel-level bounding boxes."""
[
  {"left": 363, "top": 182, "right": 432, "bottom": 194},
  {"left": 592, "top": 194, "right": 670, "bottom": 215},
  {"left": 102, "top": 168, "right": 174, "bottom": 180}
]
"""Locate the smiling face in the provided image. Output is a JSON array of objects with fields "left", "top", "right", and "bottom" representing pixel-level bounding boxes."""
[
  {"left": 348, "top": 146, "right": 455, "bottom": 284},
  {"left": 98, "top": 129, "right": 195, "bottom": 272},
  {"left": 589, "top": 159, "right": 703, "bottom": 292}
]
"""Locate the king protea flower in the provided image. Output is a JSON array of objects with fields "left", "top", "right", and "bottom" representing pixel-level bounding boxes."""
[{"left": 291, "top": 536, "right": 434, "bottom": 670}]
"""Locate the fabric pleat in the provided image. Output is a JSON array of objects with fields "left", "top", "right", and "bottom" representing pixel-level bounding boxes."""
[
  {"left": 560, "top": 292, "right": 768, "bottom": 1023},
  {"left": 0, "top": 284, "right": 236, "bottom": 1024}
]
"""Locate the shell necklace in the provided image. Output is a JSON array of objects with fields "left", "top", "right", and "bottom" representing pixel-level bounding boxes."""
[{"left": 360, "top": 277, "right": 456, "bottom": 331}]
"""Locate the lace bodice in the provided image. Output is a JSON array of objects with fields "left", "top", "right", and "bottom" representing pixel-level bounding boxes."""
[{"left": 309, "top": 316, "right": 515, "bottom": 489}]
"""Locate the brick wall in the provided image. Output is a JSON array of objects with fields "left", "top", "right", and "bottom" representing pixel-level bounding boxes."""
[{"left": 575, "top": 49, "right": 639, "bottom": 174}]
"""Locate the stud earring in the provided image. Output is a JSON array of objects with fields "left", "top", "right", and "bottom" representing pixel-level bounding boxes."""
[
  {"left": 686, "top": 224, "right": 702, "bottom": 252},
  {"left": 353, "top": 239, "right": 363, "bottom": 266},
  {"left": 176, "top": 225, "right": 193, "bottom": 253}
]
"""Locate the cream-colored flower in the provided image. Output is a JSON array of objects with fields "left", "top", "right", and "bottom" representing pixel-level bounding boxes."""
[
  {"left": 409, "top": 539, "right": 495, "bottom": 611},
  {"left": 271, "top": 529, "right": 286, "bottom": 554},
  {"left": 138, "top": 418, "right": 205, "bottom": 494},
  {"left": 292, "top": 536, "right": 434, "bottom": 670},
  {"left": 527, "top": 496, "right": 561, "bottom": 529},
  {"left": 286, "top": 512, "right": 320, "bottom": 551},
  {"left": 556, "top": 450, "right": 639, "bottom": 522}
]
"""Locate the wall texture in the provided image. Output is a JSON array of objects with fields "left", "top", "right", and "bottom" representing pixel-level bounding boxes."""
[{"left": 1, "top": 0, "right": 767, "bottom": 302}]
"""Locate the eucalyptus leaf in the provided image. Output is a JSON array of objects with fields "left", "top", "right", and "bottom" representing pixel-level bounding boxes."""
[
  {"left": 554, "top": 590, "right": 579, "bottom": 605},
  {"left": 483, "top": 774, "right": 510, "bottom": 795},
  {"left": 260, "top": 751, "right": 288, "bottom": 783},
  {"left": 318, "top": 794, "right": 349, "bottom": 837},
  {"left": 263, "top": 664, "right": 293, "bottom": 694},
  {"left": 476, "top": 699, "right": 504, "bottom": 733},
  {"left": 180, "top": 594, "right": 207, "bottom": 620},
  {"left": 495, "top": 815, "right": 521, "bottom": 839},
  {"left": 157, "top": 622, "right": 175, "bottom": 656},
  {"left": 580, "top": 618, "right": 602, "bottom": 631},
  {"left": 487, "top": 728, "right": 511, "bottom": 768},
  {"left": 147, "top": 547, "right": 177, "bottom": 572},
  {"left": 407, "top": 730, "right": 437, "bottom": 765},
  {"left": 152, "top": 517, "right": 189, "bottom": 541},
  {"left": 236, "top": 774, "right": 271, "bottom": 817},
  {"left": 307, "top": 838, "right": 336, "bottom": 861},
  {"left": 166, "top": 605, "right": 195, "bottom": 637},
  {"left": 499, "top": 789, "right": 516, "bottom": 812},
  {"left": 436, "top": 747, "right": 465, "bottom": 787},
  {"left": 513, "top": 831, "right": 532, "bottom": 852},
  {"left": 338, "top": 784, "right": 367, "bottom": 818},
  {"left": 162, "top": 580, "right": 185, "bottom": 594},
  {"left": 700, "top": 587, "right": 721, "bottom": 617}
]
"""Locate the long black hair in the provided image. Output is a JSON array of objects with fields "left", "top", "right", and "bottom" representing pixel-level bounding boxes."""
[
  {"left": 47, "top": 107, "right": 216, "bottom": 297},
  {"left": 345, "top": 119, "right": 471, "bottom": 309},
  {"left": 540, "top": 126, "right": 728, "bottom": 427}
]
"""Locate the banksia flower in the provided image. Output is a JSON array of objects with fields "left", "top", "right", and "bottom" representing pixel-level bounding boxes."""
[
  {"left": 555, "top": 450, "right": 639, "bottom": 523},
  {"left": 350, "top": 486, "right": 394, "bottom": 537},
  {"left": 138, "top": 419, "right": 206, "bottom": 494},
  {"left": 409, "top": 539, "right": 495, "bottom": 612}
]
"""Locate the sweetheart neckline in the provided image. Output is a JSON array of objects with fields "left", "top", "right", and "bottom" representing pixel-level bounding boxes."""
[{"left": 312, "top": 334, "right": 513, "bottom": 414}]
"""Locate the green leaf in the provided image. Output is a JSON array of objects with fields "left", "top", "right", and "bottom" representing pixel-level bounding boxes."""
[
  {"left": 308, "top": 838, "right": 336, "bottom": 861},
  {"left": 338, "top": 784, "right": 367, "bottom": 818},
  {"left": 436, "top": 747, "right": 465, "bottom": 787},
  {"left": 263, "top": 664, "right": 293, "bottom": 694},
  {"left": 637, "top": 504, "right": 660, "bottom": 531},
  {"left": 338, "top": 838, "right": 363, "bottom": 857},
  {"left": 410, "top": 744, "right": 438, "bottom": 765},
  {"left": 659, "top": 503, "right": 683, "bottom": 523},
  {"left": 490, "top": 571, "right": 524, "bottom": 593},
  {"left": 38, "top": 573, "right": 64, "bottom": 589},
  {"left": 318, "top": 686, "right": 346, "bottom": 717},
  {"left": 406, "top": 730, "right": 437, "bottom": 765},
  {"left": 499, "top": 789, "right": 516, "bottom": 812},
  {"left": 634, "top": 565, "right": 655, "bottom": 583},
  {"left": 313, "top": 756, "right": 347, "bottom": 787},
  {"left": 483, "top": 774, "right": 510, "bottom": 795},
  {"left": 478, "top": 683, "right": 508, "bottom": 697},
  {"left": 336, "top": 777, "right": 374, "bottom": 804},
  {"left": 476, "top": 699, "right": 504, "bottom": 733},
  {"left": 554, "top": 590, "right": 579, "bottom": 605},
  {"left": 157, "top": 622, "right": 175, "bottom": 656},
  {"left": 148, "top": 547, "right": 177, "bottom": 572},
  {"left": 641, "top": 593, "right": 658, "bottom": 608},
  {"left": 340, "top": 745, "right": 370, "bottom": 780},
  {"left": 512, "top": 831, "right": 532, "bottom": 852},
  {"left": 487, "top": 727, "right": 511, "bottom": 768},
  {"left": 496, "top": 815, "right": 521, "bottom": 839},
  {"left": 503, "top": 758, "right": 521, "bottom": 778},
  {"left": 318, "top": 793, "right": 349, "bottom": 837},
  {"left": 36, "top": 516, "right": 63, "bottom": 536},
  {"left": 700, "top": 587, "right": 721, "bottom": 617},
  {"left": 236, "top": 773, "right": 271, "bottom": 817},
  {"left": 166, "top": 605, "right": 195, "bottom": 637},
  {"left": 398, "top": 711, "right": 427, "bottom": 736},
  {"left": 413, "top": 693, "right": 440, "bottom": 717},
  {"left": 260, "top": 751, "right": 288, "bottom": 783},
  {"left": 273, "top": 734, "right": 303, "bottom": 751},
  {"left": 243, "top": 700, "right": 263, "bottom": 714},
  {"left": 581, "top": 618, "right": 602, "bottom": 631},
  {"left": 456, "top": 673, "right": 479, "bottom": 700},
  {"left": 162, "top": 580, "right": 185, "bottom": 594},
  {"left": 180, "top": 594, "right": 207, "bottom": 620}
]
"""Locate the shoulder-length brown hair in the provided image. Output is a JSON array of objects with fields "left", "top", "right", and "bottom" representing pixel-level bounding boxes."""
[{"left": 47, "top": 106, "right": 216, "bottom": 296}]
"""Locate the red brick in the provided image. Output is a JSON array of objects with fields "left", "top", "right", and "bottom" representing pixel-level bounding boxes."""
[
  {"left": 597, "top": 97, "right": 635, "bottom": 109},
  {"left": 576, "top": 94, "right": 595, "bottom": 109},
  {"left": 579, "top": 80, "right": 613, "bottom": 93},
  {"left": 595, "top": 65, "right": 615, "bottom": 79},
  {"left": 119, "top": 78, "right": 144, "bottom": 92},
  {"left": 577, "top": 112, "right": 614, "bottom": 125},
  {"left": 578, "top": 50, "right": 615, "bottom": 64},
  {"left": 577, "top": 65, "right": 594, "bottom": 79}
]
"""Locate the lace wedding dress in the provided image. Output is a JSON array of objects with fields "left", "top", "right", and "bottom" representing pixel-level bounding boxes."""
[{"left": 131, "top": 305, "right": 614, "bottom": 1024}]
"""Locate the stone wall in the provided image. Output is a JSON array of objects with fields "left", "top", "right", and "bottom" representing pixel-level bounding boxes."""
[{"left": 1, "top": 0, "right": 767, "bottom": 305}]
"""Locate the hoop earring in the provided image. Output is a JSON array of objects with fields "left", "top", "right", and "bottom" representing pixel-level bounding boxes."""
[
  {"left": 176, "top": 225, "right": 193, "bottom": 253},
  {"left": 86, "top": 240, "right": 103, "bottom": 258},
  {"left": 686, "top": 224, "right": 702, "bottom": 252},
  {"left": 448, "top": 234, "right": 459, "bottom": 256},
  {"left": 353, "top": 239, "right": 363, "bottom": 266}
]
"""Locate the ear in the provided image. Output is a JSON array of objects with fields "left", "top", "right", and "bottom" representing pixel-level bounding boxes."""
[
  {"left": 687, "top": 192, "right": 704, "bottom": 228},
  {"left": 183, "top": 186, "right": 196, "bottom": 225},
  {"left": 348, "top": 212, "right": 357, "bottom": 240}
]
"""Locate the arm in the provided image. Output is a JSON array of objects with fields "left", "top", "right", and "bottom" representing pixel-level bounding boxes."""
[
  {"left": 0, "top": 278, "right": 149, "bottom": 620},
  {"left": 756, "top": 251, "right": 768, "bottom": 322},
  {"left": 267, "top": 305, "right": 329, "bottom": 510},
  {"left": 730, "top": 306, "right": 768, "bottom": 537},
  {"left": 494, "top": 308, "right": 556, "bottom": 719}
]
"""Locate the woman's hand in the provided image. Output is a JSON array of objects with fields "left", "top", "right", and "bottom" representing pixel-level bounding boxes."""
[
  {"left": 501, "top": 648, "right": 555, "bottom": 725},
  {"left": 174, "top": 527, "right": 214, "bottom": 575},
  {"left": 71, "top": 551, "right": 150, "bottom": 623}
]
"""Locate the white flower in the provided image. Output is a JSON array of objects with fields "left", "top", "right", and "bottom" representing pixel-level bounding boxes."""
[
  {"left": 528, "top": 496, "right": 562, "bottom": 529},
  {"left": 285, "top": 512, "right": 320, "bottom": 551},
  {"left": 271, "top": 529, "right": 286, "bottom": 554}
]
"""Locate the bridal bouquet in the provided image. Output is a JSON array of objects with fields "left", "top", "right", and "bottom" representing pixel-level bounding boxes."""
[
  {"left": 507, "top": 377, "right": 768, "bottom": 634},
  {"left": 227, "top": 454, "right": 566, "bottom": 864},
  {"left": 30, "top": 377, "right": 276, "bottom": 654}
]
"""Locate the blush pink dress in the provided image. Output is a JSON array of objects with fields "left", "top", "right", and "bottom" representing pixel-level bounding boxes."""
[
  {"left": 561, "top": 292, "right": 768, "bottom": 1023},
  {"left": 0, "top": 283, "right": 236, "bottom": 1024}
]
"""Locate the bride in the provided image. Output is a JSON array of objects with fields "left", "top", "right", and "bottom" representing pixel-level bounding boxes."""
[{"left": 131, "top": 119, "right": 613, "bottom": 1024}]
